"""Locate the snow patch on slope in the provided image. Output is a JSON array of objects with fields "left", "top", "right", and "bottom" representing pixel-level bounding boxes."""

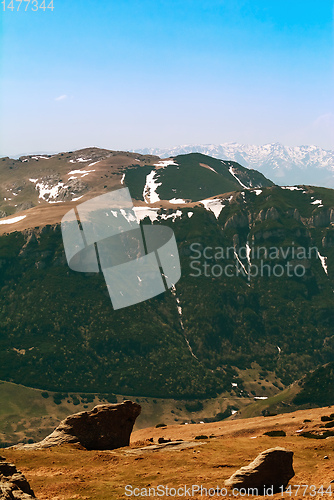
[
  {"left": 171, "top": 285, "right": 198, "bottom": 360},
  {"left": 311, "top": 199, "right": 323, "bottom": 205},
  {"left": 143, "top": 170, "right": 162, "bottom": 204},
  {"left": 0, "top": 215, "right": 27, "bottom": 225},
  {"left": 200, "top": 198, "right": 225, "bottom": 219},
  {"left": 143, "top": 159, "right": 180, "bottom": 203},
  {"left": 35, "top": 181, "right": 66, "bottom": 203},
  {"left": 133, "top": 207, "right": 183, "bottom": 223},
  {"left": 317, "top": 251, "right": 328, "bottom": 275},
  {"left": 67, "top": 169, "right": 95, "bottom": 176},
  {"left": 69, "top": 158, "right": 91, "bottom": 163},
  {"left": 228, "top": 165, "right": 248, "bottom": 189},
  {"left": 169, "top": 198, "right": 186, "bottom": 204},
  {"left": 133, "top": 207, "right": 159, "bottom": 222},
  {"left": 160, "top": 210, "right": 182, "bottom": 222},
  {"left": 154, "top": 159, "right": 178, "bottom": 168}
]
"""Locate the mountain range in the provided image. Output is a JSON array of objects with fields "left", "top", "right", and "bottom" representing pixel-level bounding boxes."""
[
  {"left": 0, "top": 147, "right": 334, "bottom": 423},
  {"left": 135, "top": 143, "right": 334, "bottom": 188},
  {"left": 0, "top": 148, "right": 272, "bottom": 223}
]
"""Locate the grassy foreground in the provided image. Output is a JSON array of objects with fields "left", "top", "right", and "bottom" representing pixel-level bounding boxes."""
[{"left": 3, "top": 405, "right": 334, "bottom": 500}]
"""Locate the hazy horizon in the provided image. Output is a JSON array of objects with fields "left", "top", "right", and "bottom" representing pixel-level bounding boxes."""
[
  {"left": 4, "top": 140, "right": 334, "bottom": 161},
  {"left": 1, "top": 0, "right": 333, "bottom": 157}
]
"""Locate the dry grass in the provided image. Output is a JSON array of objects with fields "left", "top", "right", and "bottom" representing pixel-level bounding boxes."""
[{"left": 3, "top": 405, "right": 334, "bottom": 499}]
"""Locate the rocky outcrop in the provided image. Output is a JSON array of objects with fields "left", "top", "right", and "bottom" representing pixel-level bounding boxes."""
[
  {"left": 12, "top": 401, "right": 141, "bottom": 451},
  {"left": 265, "top": 207, "right": 280, "bottom": 220},
  {"left": 0, "top": 456, "right": 36, "bottom": 499},
  {"left": 257, "top": 206, "right": 281, "bottom": 222},
  {"left": 35, "top": 175, "right": 88, "bottom": 202},
  {"left": 286, "top": 208, "right": 301, "bottom": 222},
  {"left": 225, "top": 447, "right": 294, "bottom": 493},
  {"left": 224, "top": 213, "right": 249, "bottom": 229},
  {"left": 311, "top": 208, "right": 334, "bottom": 227},
  {"left": 322, "top": 234, "right": 334, "bottom": 248},
  {"left": 15, "top": 202, "right": 35, "bottom": 213},
  {"left": 57, "top": 178, "right": 88, "bottom": 201}
]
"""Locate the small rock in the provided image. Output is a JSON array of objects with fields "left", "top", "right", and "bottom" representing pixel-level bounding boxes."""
[
  {"left": 324, "top": 456, "right": 329, "bottom": 459},
  {"left": 158, "top": 437, "right": 171, "bottom": 444}
]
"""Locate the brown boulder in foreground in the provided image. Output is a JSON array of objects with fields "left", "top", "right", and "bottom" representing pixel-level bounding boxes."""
[
  {"left": 0, "top": 456, "right": 37, "bottom": 499},
  {"left": 13, "top": 400, "right": 141, "bottom": 451},
  {"left": 225, "top": 447, "right": 294, "bottom": 494}
]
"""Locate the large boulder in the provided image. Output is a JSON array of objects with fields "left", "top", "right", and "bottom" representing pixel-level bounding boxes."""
[
  {"left": 0, "top": 456, "right": 36, "bottom": 499},
  {"left": 225, "top": 447, "right": 294, "bottom": 494},
  {"left": 13, "top": 400, "right": 141, "bottom": 451}
]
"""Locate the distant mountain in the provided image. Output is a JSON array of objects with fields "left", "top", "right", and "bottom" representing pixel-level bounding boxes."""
[{"left": 135, "top": 143, "right": 334, "bottom": 188}]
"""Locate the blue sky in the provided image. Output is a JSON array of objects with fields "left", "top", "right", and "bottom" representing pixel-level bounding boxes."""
[{"left": 0, "top": 0, "right": 333, "bottom": 156}]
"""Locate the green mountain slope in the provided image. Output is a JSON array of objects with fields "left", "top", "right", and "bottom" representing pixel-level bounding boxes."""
[
  {"left": 124, "top": 153, "right": 274, "bottom": 202},
  {"left": 293, "top": 363, "right": 334, "bottom": 406},
  {"left": 0, "top": 225, "right": 235, "bottom": 398},
  {"left": 0, "top": 181, "right": 333, "bottom": 402}
]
